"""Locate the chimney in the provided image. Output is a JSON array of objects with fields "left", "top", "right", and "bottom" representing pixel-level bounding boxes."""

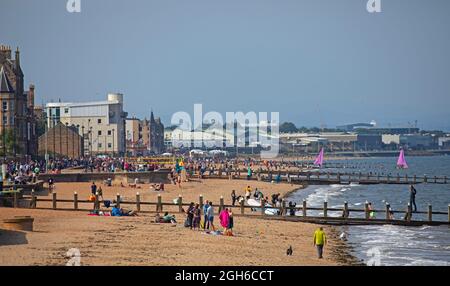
[
  {"left": 15, "top": 46, "right": 20, "bottom": 70},
  {"left": 0, "top": 45, "right": 12, "bottom": 59},
  {"left": 28, "top": 84, "right": 35, "bottom": 109}
]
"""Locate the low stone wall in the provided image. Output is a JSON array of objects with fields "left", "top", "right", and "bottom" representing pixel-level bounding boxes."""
[{"left": 38, "top": 170, "right": 170, "bottom": 184}]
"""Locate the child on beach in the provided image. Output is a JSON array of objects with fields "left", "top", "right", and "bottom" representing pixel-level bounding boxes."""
[
  {"left": 313, "top": 227, "right": 327, "bottom": 259},
  {"left": 227, "top": 209, "right": 234, "bottom": 236}
]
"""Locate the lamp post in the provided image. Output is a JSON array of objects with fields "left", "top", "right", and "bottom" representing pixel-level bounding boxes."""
[{"left": 112, "top": 128, "right": 115, "bottom": 157}]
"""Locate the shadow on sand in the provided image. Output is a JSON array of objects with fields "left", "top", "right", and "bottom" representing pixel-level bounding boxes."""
[{"left": 0, "top": 229, "right": 29, "bottom": 246}]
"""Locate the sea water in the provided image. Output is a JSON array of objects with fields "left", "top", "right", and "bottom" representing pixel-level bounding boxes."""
[{"left": 287, "top": 155, "right": 450, "bottom": 266}]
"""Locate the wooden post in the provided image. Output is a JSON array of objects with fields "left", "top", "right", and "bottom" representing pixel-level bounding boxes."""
[
  {"left": 157, "top": 194, "right": 162, "bottom": 212},
  {"left": 31, "top": 190, "right": 37, "bottom": 209},
  {"left": 74, "top": 192, "right": 78, "bottom": 210},
  {"left": 364, "top": 202, "right": 370, "bottom": 220},
  {"left": 396, "top": 174, "right": 400, "bottom": 183},
  {"left": 405, "top": 174, "right": 408, "bottom": 183},
  {"left": 323, "top": 201, "right": 328, "bottom": 218},
  {"left": 386, "top": 174, "right": 390, "bottom": 183},
  {"left": 428, "top": 204, "right": 432, "bottom": 222},
  {"left": 240, "top": 198, "right": 245, "bottom": 215},
  {"left": 261, "top": 198, "right": 265, "bottom": 216},
  {"left": 377, "top": 174, "right": 380, "bottom": 183},
  {"left": 413, "top": 175, "right": 417, "bottom": 184},
  {"left": 444, "top": 176, "right": 447, "bottom": 184},
  {"left": 52, "top": 192, "right": 57, "bottom": 210},
  {"left": 302, "top": 200, "right": 307, "bottom": 217},
  {"left": 434, "top": 176, "right": 437, "bottom": 183},
  {"left": 423, "top": 175, "right": 428, "bottom": 183},
  {"left": 116, "top": 193, "right": 121, "bottom": 209},
  {"left": 448, "top": 205, "right": 450, "bottom": 223},
  {"left": 385, "top": 203, "right": 390, "bottom": 220},
  {"left": 94, "top": 193, "right": 99, "bottom": 211},
  {"left": 178, "top": 195, "right": 183, "bottom": 213},
  {"left": 343, "top": 201, "right": 349, "bottom": 219},
  {"left": 136, "top": 192, "right": 141, "bottom": 212},
  {"left": 407, "top": 203, "right": 412, "bottom": 222},
  {"left": 13, "top": 191, "right": 18, "bottom": 208},
  {"left": 219, "top": 196, "right": 224, "bottom": 213},
  {"left": 281, "top": 199, "right": 286, "bottom": 216}
]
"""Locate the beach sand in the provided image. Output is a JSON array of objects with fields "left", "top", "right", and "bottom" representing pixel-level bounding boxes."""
[{"left": 0, "top": 179, "right": 355, "bottom": 266}]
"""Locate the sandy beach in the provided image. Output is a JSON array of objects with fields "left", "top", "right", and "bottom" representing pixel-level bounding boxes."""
[{"left": 0, "top": 179, "right": 356, "bottom": 266}]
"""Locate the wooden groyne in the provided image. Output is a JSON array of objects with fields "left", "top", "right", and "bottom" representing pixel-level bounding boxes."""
[
  {"left": 20, "top": 192, "right": 450, "bottom": 227},
  {"left": 198, "top": 170, "right": 448, "bottom": 185}
]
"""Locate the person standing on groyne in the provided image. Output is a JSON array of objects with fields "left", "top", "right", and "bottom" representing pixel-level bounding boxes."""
[{"left": 409, "top": 185, "right": 417, "bottom": 212}]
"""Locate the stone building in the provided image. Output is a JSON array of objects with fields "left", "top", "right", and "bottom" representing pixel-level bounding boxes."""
[
  {"left": 125, "top": 112, "right": 165, "bottom": 155},
  {"left": 38, "top": 122, "right": 84, "bottom": 158},
  {"left": 0, "top": 45, "right": 37, "bottom": 157},
  {"left": 149, "top": 111, "right": 165, "bottom": 154}
]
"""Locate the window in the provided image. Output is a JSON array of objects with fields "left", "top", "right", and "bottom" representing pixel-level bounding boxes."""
[
  {"left": 2, "top": 115, "right": 7, "bottom": 125},
  {"left": 98, "top": 143, "right": 102, "bottom": 148},
  {"left": 64, "top": 108, "right": 69, "bottom": 114},
  {"left": 98, "top": 119, "right": 102, "bottom": 124},
  {"left": 98, "top": 130, "right": 102, "bottom": 136},
  {"left": 108, "top": 143, "right": 112, "bottom": 148},
  {"left": 107, "top": 130, "right": 112, "bottom": 135},
  {"left": 2, "top": 102, "right": 7, "bottom": 111}
]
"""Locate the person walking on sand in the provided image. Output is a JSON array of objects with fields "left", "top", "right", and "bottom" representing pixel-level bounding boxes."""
[
  {"left": 313, "top": 227, "right": 327, "bottom": 259},
  {"left": 91, "top": 182, "right": 97, "bottom": 196},
  {"left": 231, "top": 190, "right": 237, "bottom": 206},
  {"left": 206, "top": 201, "right": 216, "bottom": 231},
  {"left": 409, "top": 185, "right": 417, "bottom": 212},
  {"left": 193, "top": 204, "right": 201, "bottom": 231},
  {"left": 203, "top": 200, "right": 210, "bottom": 230}
]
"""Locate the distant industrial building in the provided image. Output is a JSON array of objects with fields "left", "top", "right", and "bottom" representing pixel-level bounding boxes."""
[{"left": 382, "top": 134, "right": 434, "bottom": 149}]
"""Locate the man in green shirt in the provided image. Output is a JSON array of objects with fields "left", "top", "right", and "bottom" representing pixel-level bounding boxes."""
[{"left": 313, "top": 227, "right": 327, "bottom": 259}]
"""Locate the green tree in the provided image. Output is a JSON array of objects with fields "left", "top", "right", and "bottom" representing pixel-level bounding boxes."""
[
  {"left": 0, "top": 129, "right": 21, "bottom": 157},
  {"left": 279, "top": 122, "right": 298, "bottom": 133}
]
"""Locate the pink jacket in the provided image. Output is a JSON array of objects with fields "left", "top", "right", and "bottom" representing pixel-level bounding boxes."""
[{"left": 219, "top": 210, "right": 230, "bottom": 228}]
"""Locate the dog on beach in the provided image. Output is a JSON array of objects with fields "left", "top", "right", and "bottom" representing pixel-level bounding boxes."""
[{"left": 286, "top": 245, "right": 293, "bottom": 256}]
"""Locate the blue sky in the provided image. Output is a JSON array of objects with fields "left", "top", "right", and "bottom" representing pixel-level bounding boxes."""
[{"left": 1, "top": 0, "right": 449, "bottom": 130}]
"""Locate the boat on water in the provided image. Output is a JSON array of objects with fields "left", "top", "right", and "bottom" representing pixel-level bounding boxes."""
[
  {"left": 314, "top": 148, "right": 324, "bottom": 167},
  {"left": 396, "top": 149, "right": 408, "bottom": 169}
]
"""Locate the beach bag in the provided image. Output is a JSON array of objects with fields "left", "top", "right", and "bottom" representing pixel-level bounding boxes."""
[{"left": 104, "top": 200, "right": 111, "bottom": 208}]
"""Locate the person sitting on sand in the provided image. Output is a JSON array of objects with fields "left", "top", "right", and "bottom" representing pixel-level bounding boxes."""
[
  {"left": 151, "top": 183, "right": 165, "bottom": 192},
  {"left": 111, "top": 205, "right": 137, "bottom": 217},
  {"left": 162, "top": 212, "right": 177, "bottom": 224}
]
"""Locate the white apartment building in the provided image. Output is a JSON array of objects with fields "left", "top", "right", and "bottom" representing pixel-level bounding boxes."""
[{"left": 45, "top": 93, "right": 128, "bottom": 155}]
